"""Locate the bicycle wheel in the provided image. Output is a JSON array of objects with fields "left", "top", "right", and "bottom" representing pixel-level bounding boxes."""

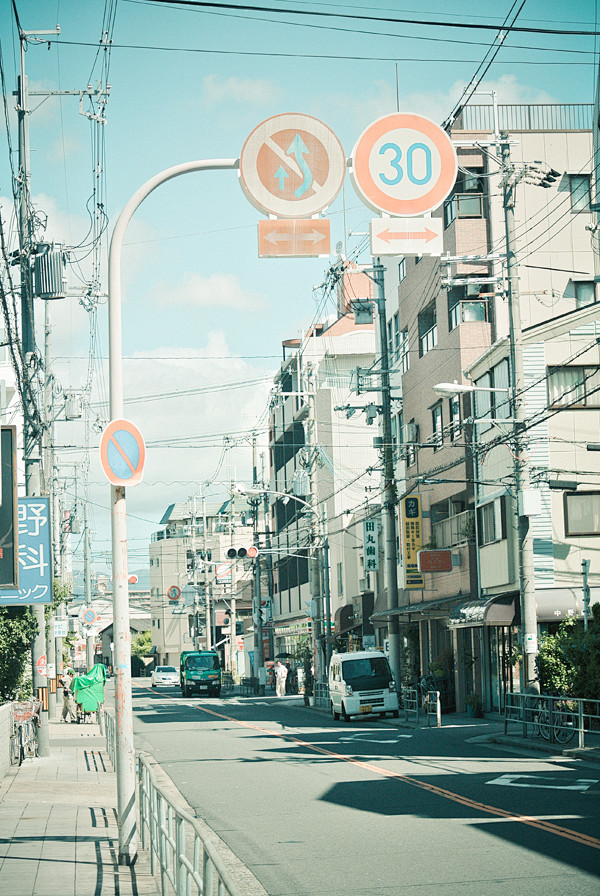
[
  {"left": 554, "top": 712, "right": 576, "bottom": 744},
  {"left": 24, "top": 722, "right": 38, "bottom": 758},
  {"left": 538, "top": 708, "right": 551, "bottom": 740},
  {"left": 9, "top": 732, "right": 21, "bottom": 766}
]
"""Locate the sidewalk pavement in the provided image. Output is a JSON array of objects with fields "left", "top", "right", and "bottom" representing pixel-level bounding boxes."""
[{"left": 0, "top": 719, "right": 159, "bottom": 896}]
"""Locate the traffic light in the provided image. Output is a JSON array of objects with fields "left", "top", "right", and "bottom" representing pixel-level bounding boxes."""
[{"left": 226, "top": 546, "right": 259, "bottom": 559}]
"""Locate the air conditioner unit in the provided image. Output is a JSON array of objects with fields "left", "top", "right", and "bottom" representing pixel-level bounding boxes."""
[
  {"left": 403, "top": 423, "right": 419, "bottom": 443},
  {"left": 358, "top": 577, "right": 369, "bottom": 592},
  {"left": 466, "top": 283, "right": 481, "bottom": 297}
]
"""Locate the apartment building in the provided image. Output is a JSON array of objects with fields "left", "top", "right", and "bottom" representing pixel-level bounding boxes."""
[
  {"left": 268, "top": 266, "right": 381, "bottom": 666},
  {"left": 149, "top": 498, "right": 254, "bottom": 670},
  {"left": 374, "top": 103, "right": 596, "bottom": 711}
]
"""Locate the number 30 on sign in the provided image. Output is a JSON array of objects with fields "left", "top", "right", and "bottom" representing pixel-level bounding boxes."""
[{"left": 351, "top": 113, "right": 457, "bottom": 218}]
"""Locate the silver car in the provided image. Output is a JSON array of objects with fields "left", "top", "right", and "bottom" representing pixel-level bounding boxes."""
[{"left": 151, "top": 665, "right": 179, "bottom": 688}]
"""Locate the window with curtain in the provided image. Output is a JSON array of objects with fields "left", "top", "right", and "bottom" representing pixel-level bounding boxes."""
[{"left": 548, "top": 366, "right": 600, "bottom": 407}]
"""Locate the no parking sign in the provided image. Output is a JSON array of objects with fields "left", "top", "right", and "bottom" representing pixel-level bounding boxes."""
[{"left": 100, "top": 419, "right": 145, "bottom": 487}]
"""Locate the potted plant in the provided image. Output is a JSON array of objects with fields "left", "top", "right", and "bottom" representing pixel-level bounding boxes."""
[{"left": 465, "top": 692, "right": 483, "bottom": 718}]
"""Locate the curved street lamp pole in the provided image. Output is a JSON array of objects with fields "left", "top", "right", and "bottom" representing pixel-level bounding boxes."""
[{"left": 108, "top": 159, "right": 238, "bottom": 865}]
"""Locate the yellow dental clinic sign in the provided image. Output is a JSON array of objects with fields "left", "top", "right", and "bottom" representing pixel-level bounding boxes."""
[{"left": 400, "top": 495, "right": 424, "bottom": 589}]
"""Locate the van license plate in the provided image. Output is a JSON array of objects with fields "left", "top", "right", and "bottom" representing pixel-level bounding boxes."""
[{"left": 360, "top": 705, "right": 372, "bottom": 714}]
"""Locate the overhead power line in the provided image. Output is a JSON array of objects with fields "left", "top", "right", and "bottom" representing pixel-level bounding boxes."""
[{"left": 141, "top": 0, "right": 600, "bottom": 36}]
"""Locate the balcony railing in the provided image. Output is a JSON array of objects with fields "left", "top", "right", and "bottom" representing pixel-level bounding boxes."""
[
  {"left": 455, "top": 104, "right": 592, "bottom": 132},
  {"left": 432, "top": 510, "right": 474, "bottom": 548}
]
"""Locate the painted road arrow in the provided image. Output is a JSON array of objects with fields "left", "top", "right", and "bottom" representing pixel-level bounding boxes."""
[
  {"left": 258, "top": 218, "right": 330, "bottom": 257},
  {"left": 487, "top": 773, "right": 598, "bottom": 792},
  {"left": 370, "top": 216, "right": 444, "bottom": 256}
]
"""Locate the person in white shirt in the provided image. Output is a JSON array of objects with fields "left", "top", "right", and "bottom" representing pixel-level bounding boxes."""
[
  {"left": 60, "top": 669, "right": 77, "bottom": 722},
  {"left": 275, "top": 660, "right": 288, "bottom": 697}
]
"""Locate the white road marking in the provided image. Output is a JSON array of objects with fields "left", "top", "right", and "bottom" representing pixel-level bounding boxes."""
[{"left": 487, "top": 773, "right": 598, "bottom": 792}]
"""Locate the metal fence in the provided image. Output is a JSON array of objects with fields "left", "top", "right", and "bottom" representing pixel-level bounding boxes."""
[
  {"left": 456, "top": 104, "right": 593, "bottom": 132},
  {"left": 314, "top": 681, "right": 329, "bottom": 710},
  {"left": 504, "top": 692, "right": 600, "bottom": 749},
  {"left": 138, "top": 752, "right": 245, "bottom": 896},
  {"left": 105, "top": 711, "right": 247, "bottom": 895}
]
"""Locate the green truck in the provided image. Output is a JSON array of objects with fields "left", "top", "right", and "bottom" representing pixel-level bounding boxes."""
[{"left": 180, "top": 650, "right": 221, "bottom": 698}]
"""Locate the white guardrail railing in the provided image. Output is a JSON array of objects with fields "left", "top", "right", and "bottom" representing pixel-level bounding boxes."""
[{"left": 105, "top": 711, "right": 245, "bottom": 896}]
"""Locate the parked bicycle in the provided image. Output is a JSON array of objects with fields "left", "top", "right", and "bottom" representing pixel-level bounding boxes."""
[
  {"left": 532, "top": 696, "right": 577, "bottom": 744},
  {"left": 10, "top": 701, "right": 41, "bottom": 766}
]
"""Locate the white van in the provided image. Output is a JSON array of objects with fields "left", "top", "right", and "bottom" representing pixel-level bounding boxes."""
[{"left": 329, "top": 650, "right": 399, "bottom": 721}]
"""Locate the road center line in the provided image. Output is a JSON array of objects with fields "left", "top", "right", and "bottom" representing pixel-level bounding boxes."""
[{"left": 190, "top": 702, "right": 600, "bottom": 852}]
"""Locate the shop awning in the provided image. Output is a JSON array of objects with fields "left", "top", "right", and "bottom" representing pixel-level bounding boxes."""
[
  {"left": 334, "top": 604, "right": 359, "bottom": 635},
  {"left": 370, "top": 596, "right": 457, "bottom": 624},
  {"left": 534, "top": 587, "right": 599, "bottom": 622},
  {"left": 449, "top": 595, "right": 516, "bottom": 628}
]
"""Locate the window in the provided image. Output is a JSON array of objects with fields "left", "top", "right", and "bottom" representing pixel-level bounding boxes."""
[
  {"left": 575, "top": 281, "right": 595, "bottom": 308},
  {"left": 443, "top": 168, "right": 484, "bottom": 228},
  {"left": 337, "top": 562, "right": 343, "bottom": 595},
  {"left": 548, "top": 366, "right": 600, "bottom": 408},
  {"left": 405, "top": 418, "right": 417, "bottom": 467},
  {"left": 449, "top": 394, "right": 461, "bottom": 440},
  {"left": 448, "top": 285, "right": 489, "bottom": 330},
  {"left": 398, "top": 258, "right": 406, "bottom": 283},
  {"left": 478, "top": 497, "right": 506, "bottom": 545},
  {"left": 474, "top": 360, "right": 511, "bottom": 426},
  {"left": 393, "top": 312, "right": 400, "bottom": 359},
  {"left": 474, "top": 371, "right": 492, "bottom": 431},
  {"left": 431, "top": 403, "right": 443, "bottom": 449},
  {"left": 570, "top": 174, "right": 591, "bottom": 212},
  {"left": 399, "top": 328, "right": 410, "bottom": 373},
  {"left": 564, "top": 492, "right": 600, "bottom": 536},
  {"left": 387, "top": 319, "right": 394, "bottom": 360},
  {"left": 418, "top": 303, "right": 437, "bottom": 356}
]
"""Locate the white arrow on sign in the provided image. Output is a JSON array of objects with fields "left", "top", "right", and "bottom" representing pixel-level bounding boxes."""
[
  {"left": 487, "top": 774, "right": 598, "bottom": 792},
  {"left": 370, "top": 217, "right": 443, "bottom": 256},
  {"left": 264, "top": 227, "right": 327, "bottom": 246}
]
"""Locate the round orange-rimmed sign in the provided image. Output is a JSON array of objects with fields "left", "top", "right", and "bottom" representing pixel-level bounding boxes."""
[
  {"left": 239, "top": 113, "right": 346, "bottom": 218},
  {"left": 100, "top": 419, "right": 146, "bottom": 488},
  {"left": 351, "top": 113, "right": 457, "bottom": 217}
]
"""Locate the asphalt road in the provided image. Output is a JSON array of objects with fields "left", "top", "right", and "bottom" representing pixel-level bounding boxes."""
[{"left": 131, "top": 682, "right": 600, "bottom": 896}]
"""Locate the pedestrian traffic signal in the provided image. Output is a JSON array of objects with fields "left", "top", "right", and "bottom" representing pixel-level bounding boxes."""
[{"left": 226, "top": 546, "right": 259, "bottom": 560}]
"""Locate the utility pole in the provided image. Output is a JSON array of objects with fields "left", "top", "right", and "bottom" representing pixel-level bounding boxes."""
[
  {"left": 501, "top": 134, "right": 538, "bottom": 689},
  {"left": 303, "top": 363, "right": 324, "bottom": 680},
  {"left": 16, "top": 26, "right": 56, "bottom": 758},
  {"left": 84, "top": 502, "right": 94, "bottom": 671},
  {"left": 372, "top": 260, "right": 401, "bottom": 690},
  {"left": 252, "top": 435, "right": 263, "bottom": 679},
  {"left": 582, "top": 559, "right": 591, "bottom": 632}
]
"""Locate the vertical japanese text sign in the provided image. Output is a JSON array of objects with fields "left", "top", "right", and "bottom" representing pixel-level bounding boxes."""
[
  {"left": 401, "top": 495, "right": 424, "bottom": 590},
  {"left": 0, "top": 497, "right": 52, "bottom": 605},
  {"left": 363, "top": 517, "right": 379, "bottom": 573}
]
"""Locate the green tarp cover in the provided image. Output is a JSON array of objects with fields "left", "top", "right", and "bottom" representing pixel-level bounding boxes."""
[{"left": 72, "top": 663, "right": 106, "bottom": 711}]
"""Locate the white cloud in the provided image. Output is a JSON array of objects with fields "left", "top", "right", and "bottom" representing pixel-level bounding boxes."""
[
  {"left": 203, "top": 74, "right": 282, "bottom": 106},
  {"left": 154, "top": 271, "right": 269, "bottom": 311}
]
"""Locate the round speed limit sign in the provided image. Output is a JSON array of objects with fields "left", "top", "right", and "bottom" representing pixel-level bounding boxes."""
[{"left": 351, "top": 113, "right": 457, "bottom": 217}]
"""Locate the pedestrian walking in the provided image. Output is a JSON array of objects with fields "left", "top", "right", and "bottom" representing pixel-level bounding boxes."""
[
  {"left": 275, "top": 660, "right": 288, "bottom": 697},
  {"left": 60, "top": 669, "right": 76, "bottom": 722}
]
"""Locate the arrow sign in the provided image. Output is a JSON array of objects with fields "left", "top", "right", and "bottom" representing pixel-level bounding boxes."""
[
  {"left": 258, "top": 218, "right": 330, "bottom": 257},
  {"left": 370, "top": 217, "right": 443, "bottom": 256}
]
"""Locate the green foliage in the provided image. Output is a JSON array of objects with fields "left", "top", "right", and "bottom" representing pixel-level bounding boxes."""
[
  {"left": 0, "top": 607, "right": 38, "bottom": 702},
  {"left": 131, "top": 630, "right": 153, "bottom": 658},
  {"left": 535, "top": 605, "right": 600, "bottom": 699}
]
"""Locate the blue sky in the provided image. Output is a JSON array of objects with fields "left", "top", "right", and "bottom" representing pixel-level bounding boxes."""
[{"left": 0, "top": 0, "right": 597, "bottom": 577}]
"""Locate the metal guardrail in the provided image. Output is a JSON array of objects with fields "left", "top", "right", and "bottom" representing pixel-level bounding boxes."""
[
  {"left": 138, "top": 752, "right": 244, "bottom": 896},
  {"left": 314, "top": 681, "right": 329, "bottom": 709},
  {"left": 105, "top": 711, "right": 246, "bottom": 895},
  {"left": 504, "top": 692, "right": 600, "bottom": 749},
  {"left": 402, "top": 687, "right": 420, "bottom": 724}
]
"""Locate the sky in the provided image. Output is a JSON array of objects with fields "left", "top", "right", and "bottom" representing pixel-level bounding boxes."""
[{"left": 0, "top": 0, "right": 597, "bottom": 586}]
